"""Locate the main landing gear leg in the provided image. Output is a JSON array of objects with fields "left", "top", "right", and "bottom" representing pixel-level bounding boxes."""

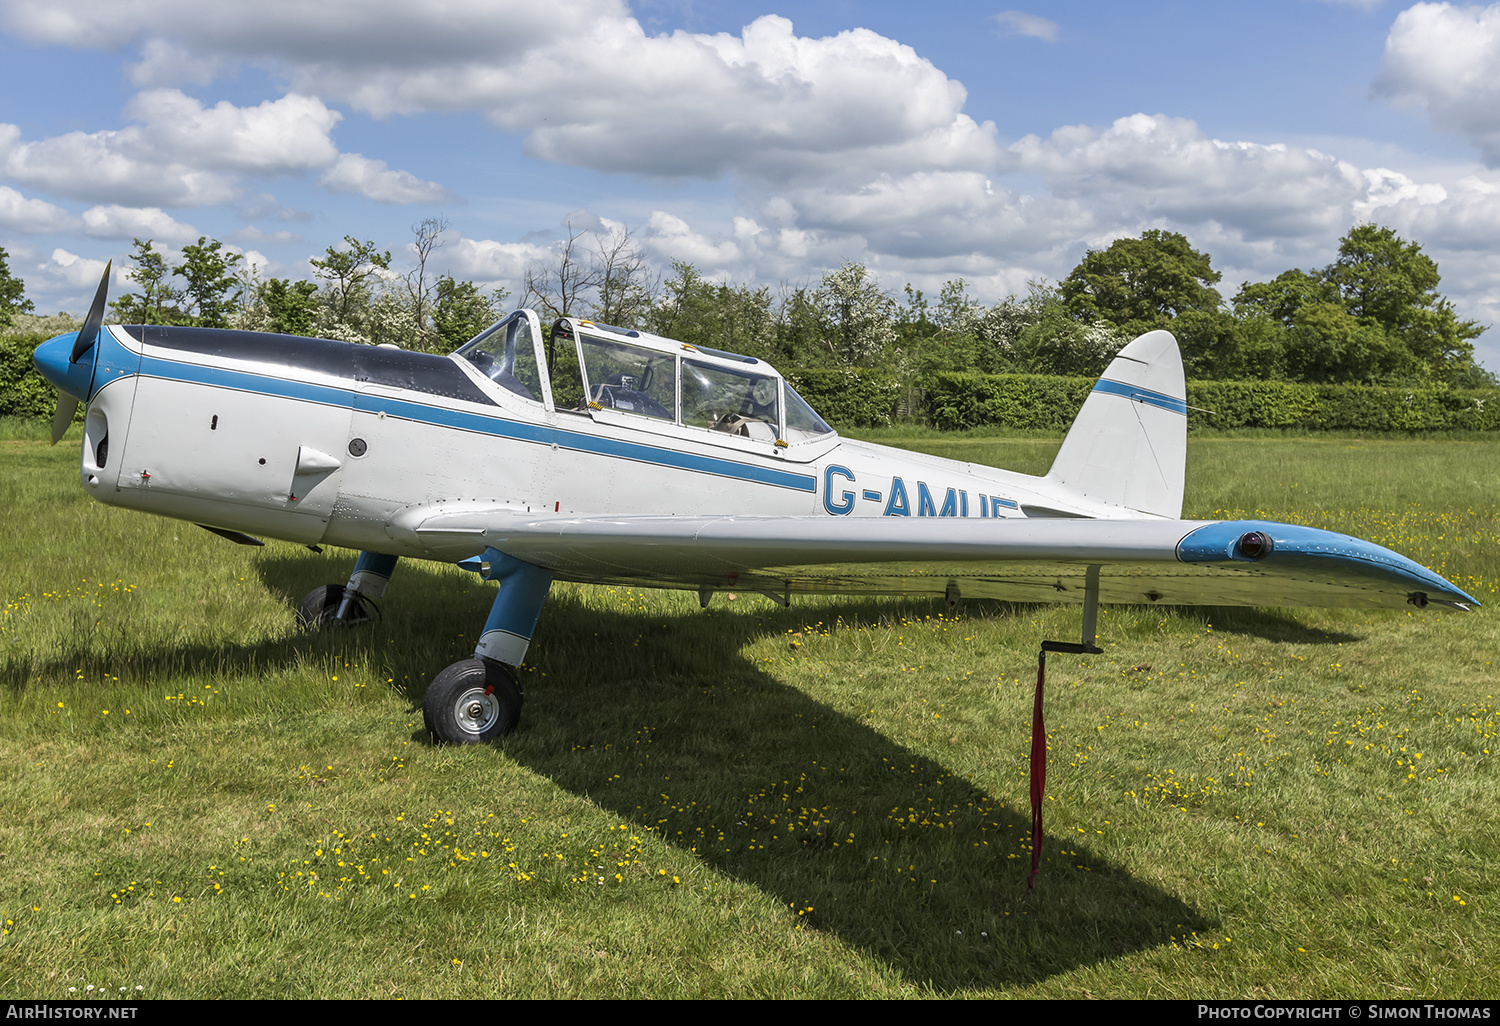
[
  {"left": 297, "top": 551, "right": 399, "bottom": 630},
  {"left": 424, "top": 548, "right": 553, "bottom": 745}
]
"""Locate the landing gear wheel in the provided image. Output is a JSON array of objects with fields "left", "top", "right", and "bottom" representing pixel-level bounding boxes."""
[
  {"left": 424, "top": 658, "right": 522, "bottom": 744},
  {"left": 296, "top": 584, "right": 374, "bottom": 631}
]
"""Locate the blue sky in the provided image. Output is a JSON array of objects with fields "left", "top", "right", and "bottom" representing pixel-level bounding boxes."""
[{"left": 4, "top": 1, "right": 1500, "bottom": 366}]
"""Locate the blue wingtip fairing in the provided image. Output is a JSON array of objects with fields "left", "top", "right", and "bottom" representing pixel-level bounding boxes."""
[{"left": 1178, "top": 520, "right": 1478, "bottom": 610}]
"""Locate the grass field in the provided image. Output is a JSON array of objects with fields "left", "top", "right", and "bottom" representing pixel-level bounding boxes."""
[{"left": 1, "top": 419, "right": 1497, "bottom": 998}]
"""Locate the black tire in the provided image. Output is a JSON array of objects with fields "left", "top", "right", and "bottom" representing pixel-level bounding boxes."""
[
  {"left": 296, "top": 584, "right": 372, "bottom": 631},
  {"left": 424, "top": 659, "right": 522, "bottom": 744}
]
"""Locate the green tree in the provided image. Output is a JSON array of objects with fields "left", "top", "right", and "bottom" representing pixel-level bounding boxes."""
[
  {"left": 1014, "top": 282, "right": 1129, "bottom": 377},
  {"left": 1229, "top": 226, "right": 1487, "bottom": 385},
  {"left": 1060, "top": 229, "right": 1223, "bottom": 336},
  {"left": 1322, "top": 224, "right": 1483, "bottom": 381},
  {"left": 260, "top": 278, "right": 320, "bottom": 336},
  {"left": 0, "top": 246, "right": 33, "bottom": 329},
  {"left": 648, "top": 262, "right": 716, "bottom": 342},
  {"left": 1284, "top": 300, "right": 1423, "bottom": 384},
  {"left": 933, "top": 279, "right": 981, "bottom": 336},
  {"left": 175, "top": 237, "right": 241, "bottom": 327},
  {"left": 521, "top": 224, "right": 597, "bottom": 322},
  {"left": 364, "top": 289, "right": 420, "bottom": 348},
  {"left": 899, "top": 279, "right": 985, "bottom": 375},
  {"left": 1444, "top": 361, "right": 1500, "bottom": 388},
  {"left": 772, "top": 283, "right": 824, "bottom": 366},
  {"left": 110, "top": 238, "right": 183, "bottom": 325},
  {"left": 433, "top": 275, "right": 504, "bottom": 349},
  {"left": 704, "top": 281, "right": 777, "bottom": 359},
  {"left": 811, "top": 263, "right": 897, "bottom": 367},
  {"left": 895, "top": 283, "right": 933, "bottom": 345},
  {"left": 311, "top": 236, "right": 392, "bottom": 328},
  {"left": 646, "top": 262, "right": 776, "bottom": 359},
  {"left": 967, "top": 288, "right": 1048, "bottom": 374},
  {"left": 1059, "top": 229, "right": 1231, "bottom": 377},
  {"left": 1232, "top": 268, "right": 1334, "bottom": 328},
  {"left": 1214, "top": 313, "right": 1290, "bottom": 382}
]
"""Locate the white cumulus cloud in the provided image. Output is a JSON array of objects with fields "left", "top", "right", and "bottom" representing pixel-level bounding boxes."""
[
  {"left": 496, "top": 15, "right": 1000, "bottom": 182},
  {"left": 36, "top": 247, "right": 112, "bottom": 289},
  {"left": 129, "top": 37, "right": 229, "bottom": 87},
  {"left": 121, "top": 90, "right": 341, "bottom": 173},
  {"left": 443, "top": 234, "right": 552, "bottom": 288},
  {"left": 0, "top": 88, "right": 452, "bottom": 213},
  {"left": 644, "top": 211, "right": 741, "bottom": 268},
  {"left": 79, "top": 204, "right": 199, "bottom": 243},
  {"left": 0, "top": 183, "right": 77, "bottom": 232},
  {"left": 0, "top": 91, "right": 344, "bottom": 206},
  {"left": 1006, "top": 114, "right": 1377, "bottom": 240},
  {"left": 319, "top": 154, "right": 454, "bottom": 204},
  {"left": 735, "top": 110, "right": 1500, "bottom": 332},
  {"left": 1376, "top": 2, "right": 1500, "bottom": 165},
  {"left": 0, "top": 118, "right": 228, "bottom": 207},
  {"left": 6, "top": 0, "right": 1499, "bottom": 359}
]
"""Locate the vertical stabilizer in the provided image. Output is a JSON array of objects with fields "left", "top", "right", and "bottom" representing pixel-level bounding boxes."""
[{"left": 1045, "top": 329, "right": 1186, "bottom": 518}]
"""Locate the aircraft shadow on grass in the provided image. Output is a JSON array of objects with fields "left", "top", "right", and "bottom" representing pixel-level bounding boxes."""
[
  {"left": 1133, "top": 605, "right": 1364, "bottom": 647},
  {"left": 256, "top": 552, "right": 1214, "bottom": 991}
]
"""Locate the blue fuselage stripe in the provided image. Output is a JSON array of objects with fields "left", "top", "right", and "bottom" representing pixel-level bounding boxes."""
[
  {"left": 136, "top": 353, "right": 818, "bottom": 492},
  {"left": 1092, "top": 378, "right": 1188, "bottom": 416}
]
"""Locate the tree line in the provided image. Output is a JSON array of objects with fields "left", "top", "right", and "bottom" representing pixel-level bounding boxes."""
[{"left": 1, "top": 220, "right": 1490, "bottom": 388}]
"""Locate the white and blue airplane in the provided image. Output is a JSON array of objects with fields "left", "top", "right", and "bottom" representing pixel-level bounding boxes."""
[{"left": 33, "top": 267, "right": 1477, "bottom": 749}]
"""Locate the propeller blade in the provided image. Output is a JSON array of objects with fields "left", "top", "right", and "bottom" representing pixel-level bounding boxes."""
[
  {"left": 50, "top": 394, "right": 79, "bottom": 446},
  {"left": 70, "top": 260, "right": 112, "bottom": 364}
]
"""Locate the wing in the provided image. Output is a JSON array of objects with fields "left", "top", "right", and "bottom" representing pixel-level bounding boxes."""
[{"left": 386, "top": 510, "right": 1477, "bottom": 612}]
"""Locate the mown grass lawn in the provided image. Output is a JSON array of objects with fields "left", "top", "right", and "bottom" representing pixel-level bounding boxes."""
[{"left": 2, "top": 420, "right": 1496, "bottom": 998}]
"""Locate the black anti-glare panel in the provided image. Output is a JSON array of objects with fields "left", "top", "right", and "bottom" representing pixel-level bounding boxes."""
[{"left": 132, "top": 326, "right": 499, "bottom": 406}]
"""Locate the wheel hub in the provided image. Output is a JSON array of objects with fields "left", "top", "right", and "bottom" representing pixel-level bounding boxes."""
[{"left": 454, "top": 687, "right": 501, "bottom": 734}]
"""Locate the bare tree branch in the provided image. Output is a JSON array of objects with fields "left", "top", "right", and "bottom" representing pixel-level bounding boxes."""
[
  {"left": 592, "top": 224, "right": 658, "bottom": 329},
  {"left": 522, "top": 222, "right": 601, "bottom": 321},
  {"left": 521, "top": 221, "right": 659, "bottom": 328},
  {"left": 406, "top": 215, "right": 448, "bottom": 350}
]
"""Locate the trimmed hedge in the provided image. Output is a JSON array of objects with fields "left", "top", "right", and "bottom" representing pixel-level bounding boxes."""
[
  {"left": 781, "top": 367, "right": 905, "bottom": 428},
  {"left": 925, "top": 372, "right": 1094, "bottom": 432},
  {"left": 0, "top": 332, "right": 61, "bottom": 420},
  {"left": 1187, "top": 380, "right": 1500, "bottom": 432},
  {"left": 922, "top": 371, "right": 1500, "bottom": 433}
]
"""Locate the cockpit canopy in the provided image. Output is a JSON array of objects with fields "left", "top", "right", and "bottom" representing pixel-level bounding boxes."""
[{"left": 454, "top": 312, "right": 834, "bottom": 446}]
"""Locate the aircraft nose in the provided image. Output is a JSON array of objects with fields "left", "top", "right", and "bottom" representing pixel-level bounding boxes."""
[{"left": 33, "top": 332, "right": 95, "bottom": 401}]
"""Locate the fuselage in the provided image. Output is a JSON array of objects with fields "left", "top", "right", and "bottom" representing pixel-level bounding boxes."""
[{"left": 36, "top": 316, "right": 1137, "bottom": 562}]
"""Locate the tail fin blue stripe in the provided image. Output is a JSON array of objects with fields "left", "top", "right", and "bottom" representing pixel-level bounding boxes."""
[{"left": 1092, "top": 378, "right": 1188, "bottom": 416}]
